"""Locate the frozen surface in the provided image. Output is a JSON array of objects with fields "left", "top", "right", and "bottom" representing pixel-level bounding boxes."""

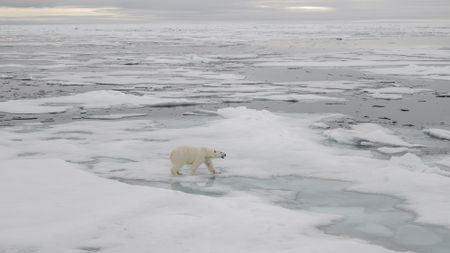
[
  {"left": 323, "top": 123, "right": 418, "bottom": 147},
  {"left": 377, "top": 147, "right": 410, "bottom": 154},
  {"left": 0, "top": 90, "right": 207, "bottom": 114},
  {"left": 1, "top": 107, "right": 449, "bottom": 228},
  {"left": 1, "top": 159, "right": 404, "bottom": 253},
  {"left": 365, "top": 64, "right": 450, "bottom": 81},
  {"left": 123, "top": 175, "right": 450, "bottom": 253},
  {"left": 363, "top": 87, "right": 432, "bottom": 100},
  {"left": 1, "top": 22, "right": 450, "bottom": 253},
  {"left": 424, "top": 128, "right": 450, "bottom": 141}
]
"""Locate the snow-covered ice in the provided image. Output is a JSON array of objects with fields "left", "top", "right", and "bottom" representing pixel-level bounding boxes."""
[
  {"left": 365, "top": 64, "right": 450, "bottom": 81},
  {"left": 0, "top": 90, "right": 207, "bottom": 114},
  {"left": 1, "top": 107, "right": 449, "bottom": 228},
  {"left": 1, "top": 158, "right": 401, "bottom": 253},
  {"left": 323, "top": 123, "right": 418, "bottom": 147},
  {"left": 1, "top": 22, "right": 450, "bottom": 253},
  {"left": 377, "top": 147, "right": 410, "bottom": 155},
  {"left": 424, "top": 128, "right": 450, "bottom": 141},
  {"left": 82, "top": 113, "right": 147, "bottom": 120},
  {"left": 363, "top": 87, "right": 432, "bottom": 100}
]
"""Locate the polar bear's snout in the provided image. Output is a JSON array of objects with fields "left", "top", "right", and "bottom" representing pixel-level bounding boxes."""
[{"left": 214, "top": 150, "right": 226, "bottom": 159}]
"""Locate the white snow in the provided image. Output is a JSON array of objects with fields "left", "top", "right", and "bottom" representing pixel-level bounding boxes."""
[
  {"left": 0, "top": 90, "right": 207, "bottom": 114},
  {"left": 0, "top": 158, "right": 398, "bottom": 253},
  {"left": 310, "top": 122, "right": 330, "bottom": 129},
  {"left": 255, "top": 94, "right": 346, "bottom": 103},
  {"left": 363, "top": 87, "right": 431, "bottom": 100},
  {"left": 424, "top": 128, "right": 450, "bottom": 141},
  {"left": 365, "top": 64, "right": 450, "bottom": 81},
  {"left": 369, "top": 93, "right": 403, "bottom": 100},
  {"left": 377, "top": 147, "right": 410, "bottom": 154},
  {"left": 299, "top": 81, "right": 368, "bottom": 90},
  {"left": 2, "top": 22, "right": 450, "bottom": 252},
  {"left": 274, "top": 81, "right": 368, "bottom": 91},
  {"left": 254, "top": 60, "right": 420, "bottom": 68},
  {"left": 1, "top": 107, "right": 450, "bottom": 230},
  {"left": 436, "top": 157, "right": 450, "bottom": 169},
  {"left": 0, "top": 102, "right": 70, "bottom": 114},
  {"left": 323, "top": 123, "right": 418, "bottom": 147},
  {"left": 227, "top": 92, "right": 346, "bottom": 103},
  {"left": 82, "top": 113, "right": 147, "bottom": 120},
  {"left": 182, "top": 109, "right": 219, "bottom": 116},
  {"left": 364, "top": 87, "right": 431, "bottom": 95}
]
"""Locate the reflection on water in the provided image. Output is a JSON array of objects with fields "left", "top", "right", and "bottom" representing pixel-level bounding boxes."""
[
  {"left": 119, "top": 175, "right": 450, "bottom": 253},
  {"left": 170, "top": 176, "right": 223, "bottom": 196}
]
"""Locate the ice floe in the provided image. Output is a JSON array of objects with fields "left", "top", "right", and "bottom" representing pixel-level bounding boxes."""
[
  {"left": 1, "top": 158, "right": 399, "bottom": 253},
  {"left": 182, "top": 109, "right": 220, "bottom": 116},
  {"left": 323, "top": 123, "right": 418, "bottom": 147},
  {"left": 2, "top": 22, "right": 450, "bottom": 252},
  {"left": 310, "top": 122, "right": 331, "bottom": 129},
  {"left": 365, "top": 64, "right": 450, "bottom": 81},
  {"left": 0, "top": 90, "right": 207, "bottom": 114},
  {"left": 363, "top": 87, "right": 432, "bottom": 100},
  {"left": 377, "top": 147, "right": 410, "bottom": 154},
  {"left": 424, "top": 128, "right": 450, "bottom": 141},
  {"left": 227, "top": 92, "right": 345, "bottom": 103},
  {"left": 1, "top": 107, "right": 450, "bottom": 229},
  {"left": 82, "top": 113, "right": 147, "bottom": 120}
]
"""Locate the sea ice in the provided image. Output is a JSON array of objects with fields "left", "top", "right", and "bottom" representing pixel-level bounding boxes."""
[
  {"left": 1, "top": 107, "right": 450, "bottom": 230},
  {"left": 255, "top": 94, "right": 346, "bottom": 103},
  {"left": 275, "top": 81, "right": 368, "bottom": 91},
  {"left": 310, "top": 122, "right": 331, "bottom": 129},
  {"left": 364, "top": 87, "right": 432, "bottom": 95},
  {"left": 377, "top": 147, "right": 410, "bottom": 154},
  {"left": 365, "top": 64, "right": 450, "bottom": 81},
  {"left": 423, "top": 128, "right": 450, "bottom": 141},
  {"left": 323, "top": 123, "right": 417, "bottom": 147},
  {"left": 363, "top": 87, "right": 431, "bottom": 100},
  {"left": 82, "top": 113, "right": 147, "bottom": 120},
  {"left": 0, "top": 90, "right": 207, "bottom": 114},
  {"left": 227, "top": 92, "right": 346, "bottom": 103},
  {"left": 182, "top": 109, "right": 219, "bottom": 116},
  {"left": 0, "top": 158, "right": 399, "bottom": 253},
  {"left": 369, "top": 93, "right": 403, "bottom": 100},
  {"left": 390, "top": 153, "right": 434, "bottom": 173}
]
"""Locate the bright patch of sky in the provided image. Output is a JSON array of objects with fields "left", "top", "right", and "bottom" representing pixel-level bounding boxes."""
[{"left": 0, "top": 0, "right": 448, "bottom": 23}]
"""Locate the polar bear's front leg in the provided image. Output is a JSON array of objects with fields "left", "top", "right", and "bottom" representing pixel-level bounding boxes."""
[
  {"left": 190, "top": 160, "right": 203, "bottom": 176},
  {"left": 171, "top": 164, "right": 183, "bottom": 176},
  {"left": 205, "top": 159, "right": 220, "bottom": 174}
]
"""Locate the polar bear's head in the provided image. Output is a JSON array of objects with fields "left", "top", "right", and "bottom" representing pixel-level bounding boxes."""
[{"left": 205, "top": 148, "right": 226, "bottom": 159}]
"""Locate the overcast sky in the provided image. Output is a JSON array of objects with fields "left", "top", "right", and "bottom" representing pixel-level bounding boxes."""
[{"left": 1, "top": 0, "right": 449, "bottom": 24}]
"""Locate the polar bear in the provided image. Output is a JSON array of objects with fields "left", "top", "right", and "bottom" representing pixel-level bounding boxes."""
[{"left": 170, "top": 146, "right": 226, "bottom": 176}]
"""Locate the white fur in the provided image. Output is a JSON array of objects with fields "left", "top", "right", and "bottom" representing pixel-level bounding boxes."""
[{"left": 170, "top": 146, "right": 226, "bottom": 176}]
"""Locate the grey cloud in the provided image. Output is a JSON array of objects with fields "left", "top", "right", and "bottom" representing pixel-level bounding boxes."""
[{"left": 0, "top": 0, "right": 449, "bottom": 22}]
